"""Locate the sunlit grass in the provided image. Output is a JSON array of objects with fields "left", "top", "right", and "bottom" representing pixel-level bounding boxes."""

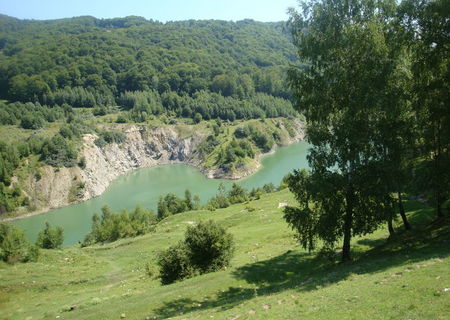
[{"left": 0, "top": 189, "right": 449, "bottom": 320}]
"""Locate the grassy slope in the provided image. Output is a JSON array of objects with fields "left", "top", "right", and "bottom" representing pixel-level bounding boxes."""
[{"left": 0, "top": 189, "right": 449, "bottom": 320}]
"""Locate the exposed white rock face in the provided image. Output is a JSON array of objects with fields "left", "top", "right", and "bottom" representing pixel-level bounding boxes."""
[{"left": 80, "top": 125, "right": 203, "bottom": 199}]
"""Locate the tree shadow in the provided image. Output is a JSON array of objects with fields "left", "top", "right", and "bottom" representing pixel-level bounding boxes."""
[
  {"left": 151, "top": 214, "right": 450, "bottom": 319},
  {"left": 356, "top": 238, "right": 386, "bottom": 248}
]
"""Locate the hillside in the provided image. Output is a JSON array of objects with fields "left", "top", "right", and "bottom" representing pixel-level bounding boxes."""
[
  {"left": 0, "top": 15, "right": 298, "bottom": 104},
  {"left": 0, "top": 189, "right": 449, "bottom": 320}
]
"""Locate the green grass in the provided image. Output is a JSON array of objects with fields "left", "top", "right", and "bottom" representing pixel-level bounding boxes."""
[
  {"left": 0, "top": 190, "right": 449, "bottom": 320},
  {"left": 0, "top": 123, "right": 61, "bottom": 144}
]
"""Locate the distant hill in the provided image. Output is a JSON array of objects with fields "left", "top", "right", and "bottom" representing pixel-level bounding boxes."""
[{"left": 0, "top": 15, "right": 299, "bottom": 104}]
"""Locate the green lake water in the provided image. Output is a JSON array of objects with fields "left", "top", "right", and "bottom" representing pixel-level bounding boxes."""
[{"left": 12, "top": 141, "right": 309, "bottom": 246}]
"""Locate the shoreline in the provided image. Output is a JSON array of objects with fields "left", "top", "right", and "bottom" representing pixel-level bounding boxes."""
[{"left": 2, "top": 136, "right": 304, "bottom": 223}]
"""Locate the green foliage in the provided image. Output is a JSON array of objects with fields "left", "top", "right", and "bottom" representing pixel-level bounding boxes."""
[
  {"left": 287, "top": 0, "right": 407, "bottom": 261},
  {"left": 0, "top": 17, "right": 299, "bottom": 118},
  {"left": 184, "top": 220, "right": 235, "bottom": 273},
  {"left": 94, "top": 130, "right": 127, "bottom": 147},
  {"left": 0, "top": 141, "right": 28, "bottom": 214},
  {"left": 234, "top": 123, "right": 274, "bottom": 151},
  {"left": 278, "top": 174, "right": 291, "bottom": 190},
  {"left": 0, "top": 222, "right": 39, "bottom": 263},
  {"left": 197, "top": 135, "right": 220, "bottom": 156},
  {"left": 82, "top": 205, "right": 156, "bottom": 246},
  {"left": 117, "top": 90, "right": 163, "bottom": 122},
  {"left": 193, "top": 112, "right": 202, "bottom": 124},
  {"left": 157, "top": 190, "right": 199, "bottom": 220},
  {"left": 158, "top": 220, "right": 234, "bottom": 284},
  {"left": 157, "top": 241, "right": 195, "bottom": 285},
  {"left": 206, "top": 183, "right": 231, "bottom": 211},
  {"left": 36, "top": 222, "right": 64, "bottom": 249},
  {"left": 160, "top": 90, "right": 296, "bottom": 122},
  {"left": 0, "top": 141, "right": 20, "bottom": 186},
  {"left": 40, "top": 134, "right": 77, "bottom": 167},
  {"left": 249, "top": 183, "right": 278, "bottom": 200},
  {"left": 78, "top": 156, "right": 86, "bottom": 169},
  {"left": 227, "top": 183, "right": 249, "bottom": 204},
  {"left": 0, "top": 101, "right": 64, "bottom": 127},
  {"left": 398, "top": 0, "right": 450, "bottom": 217},
  {"left": 157, "top": 193, "right": 188, "bottom": 220},
  {"left": 20, "top": 113, "right": 44, "bottom": 129},
  {"left": 262, "top": 183, "right": 276, "bottom": 193}
]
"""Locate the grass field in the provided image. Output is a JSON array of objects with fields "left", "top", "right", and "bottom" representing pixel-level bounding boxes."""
[{"left": 0, "top": 189, "right": 449, "bottom": 320}]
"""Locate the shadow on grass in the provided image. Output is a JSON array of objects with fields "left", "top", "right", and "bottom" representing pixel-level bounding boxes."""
[
  {"left": 357, "top": 238, "right": 387, "bottom": 248},
  {"left": 152, "top": 208, "right": 450, "bottom": 319}
]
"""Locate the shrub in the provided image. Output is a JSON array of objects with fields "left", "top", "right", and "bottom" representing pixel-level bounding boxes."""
[
  {"left": 78, "top": 156, "right": 86, "bottom": 169},
  {"left": 157, "top": 193, "right": 189, "bottom": 220},
  {"left": 157, "top": 220, "right": 234, "bottom": 284},
  {"left": 249, "top": 187, "right": 263, "bottom": 199},
  {"left": 262, "top": 183, "right": 276, "bottom": 193},
  {"left": 184, "top": 220, "right": 235, "bottom": 273},
  {"left": 0, "top": 223, "right": 39, "bottom": 263},
  {"left": 206, "top": 194, "right": 230, "bottom": 211},
  {"left": 279, "top": 174, "right": 291, "bottom": 190},
  {"left": 36, "top": 222, "right": 64, "bottom": 249},
  {"left": 94, "top": 130, "right": 127, "bottom": 147},
  {"left": 228, "top": 183, "right": 248, "bottom": 204},
  {"left": 116, "top": 114, "right": 128, "bottom": 123},
  {"left": 20, "top": 113, "right": 44, "bottom": 130},
  {"left": 157, "top": 241, "right": 195, "bottom": 285},
  {"left": 193, "top": 112, "right": 203, "bottom": 124},
  {"left": 82, "top": 205, "right": 156, "bottom": 246},
  {"left": 40, "top": 134, "right": 77, "bottom": 167}
]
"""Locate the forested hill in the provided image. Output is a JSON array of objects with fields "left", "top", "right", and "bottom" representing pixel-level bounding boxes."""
[{"left": 0, "top": 14, "right": 298, "bottom": 110}]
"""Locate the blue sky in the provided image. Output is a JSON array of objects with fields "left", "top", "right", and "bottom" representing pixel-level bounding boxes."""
[{"left": 0, "top": 0, "right": 298, "bottom": 22}]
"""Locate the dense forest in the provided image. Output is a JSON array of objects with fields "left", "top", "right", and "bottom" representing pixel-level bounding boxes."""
[{"left": 0, "top": 15, "right": 298, "bottom": 115}]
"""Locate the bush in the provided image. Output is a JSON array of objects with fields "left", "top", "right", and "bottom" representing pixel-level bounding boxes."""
[
  {"left": 20, "top": 113, "right": 44, "bottom": 130},
  {"left": 40, "top": 134, "right": 77, "bottom": 167},
  {"left": 157, "top": 241, "right": 195, "bottom": 285},
  {"left": 262, "top": 183, "right": 276, "bottom": 193},
  {"left": 0, "top": 223, "right": 39, "bottom": 263},
  {"left": 157, "top": 193, "right": 189, "bottom": 220},
  {"left": 94, "top": 130, "right": 127, "bottom": 147},
  {"left": 206, "top": 194, "right": 230, "bottom": 211},
  {"left": 193, "top": 112, "right": 202, "bottom": 124},
  {"left": 36, "top": 222, "right": 64, "bottom": 249},
  {"left": 78, "top": 156, "right": 86, "bottom": 169},
  {"left": 279, "top": 174, "right": 291, "bottom": 190},
  {"left": 157, "top": 220, "right": 234, "bottom": 284},
  {"left": 185, "top": 220, "right": 234, "bottom": 274},
  {"left": 82, "top": 205, "right": 156, "bottom": 246},
  {"left": 228, "top": 183, "right": 248, "bottom": 204}
]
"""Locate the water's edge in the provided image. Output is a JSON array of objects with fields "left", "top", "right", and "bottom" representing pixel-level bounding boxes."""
[
  {"left": 4, "top": 119, "right": 304, "bottom": 222},
  {"left": 12, "top": 141, "right": 309, "bottom": 246}
]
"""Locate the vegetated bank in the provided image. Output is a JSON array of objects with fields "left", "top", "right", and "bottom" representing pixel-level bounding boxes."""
[{"left": 2, "top": 118, "right": 304, "bottom": 220}]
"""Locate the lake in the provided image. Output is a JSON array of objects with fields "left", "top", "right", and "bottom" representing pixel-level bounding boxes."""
[{"left": 12, "top": 141, "right": 309, "bottom": 246}]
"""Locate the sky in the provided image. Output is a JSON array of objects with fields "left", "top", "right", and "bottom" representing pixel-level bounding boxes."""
[{"left": 0, "top": 0, "right": 298, "bottom": 22}]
